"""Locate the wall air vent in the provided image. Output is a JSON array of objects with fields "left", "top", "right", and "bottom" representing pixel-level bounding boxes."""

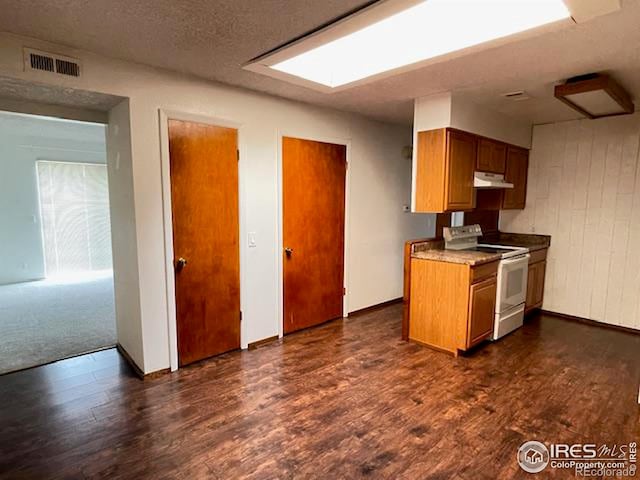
[
  {"left": 24, "top": 48, "right": 81, "bottom": 77},
  {"left": 29, "top": 52, "right": 54, "bottom": 73}
]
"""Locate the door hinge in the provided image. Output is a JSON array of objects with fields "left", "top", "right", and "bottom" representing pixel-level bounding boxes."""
[
  {"left": 343, "top": 287, "right": 346, "bottom": 295},
  {"left": 239, "top": 310, "right": 243, "bottom": 321},
  {"left": 237, "top": 149, "right": 240, "bottom": 161}
]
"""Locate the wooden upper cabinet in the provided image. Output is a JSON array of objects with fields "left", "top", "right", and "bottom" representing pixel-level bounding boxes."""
[
  {"left": 502, "top": 146, "right": 529, "bottom": 209},
  {"left": 476, "top": 138, "right": 506, "bottom": 174},
  {"left": 446, "top": 130, "right": 477, "bottom": 211},
  {"left": 414, "top": 129, "right": 447, "bottom": 212},
  {"left": 414, "top": 128, "right": 475, "bottom": 213},
  {"left": 413, "top": 127, "right": 528, "bottom": 213}
]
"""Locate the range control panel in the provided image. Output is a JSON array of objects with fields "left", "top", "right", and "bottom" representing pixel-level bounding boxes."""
[
  {"left": 443, "top": 224, "right": 482, "bottom": 242},
  {"left": 443, "top": 224, "right": 483, "bottom": 250}
]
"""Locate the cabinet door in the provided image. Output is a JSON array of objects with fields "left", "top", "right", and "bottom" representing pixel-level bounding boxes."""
[
  {"left": 534, "top": 262, "right": 546, "bottom": 306},
  {"left": 446, "top": 130, "right": 476, "bottom": 210},
  {"left": 525, "top": 263, "right": 537, "bottom": 310},
  {"left": 467, "top": 277, "right": 497, "bottom": 348},
  {"left": 477, "top": 138, "right": 506, "bottom": 174},
  {"left": 502, "top": 147, "right": 529, "bottom": 209}
]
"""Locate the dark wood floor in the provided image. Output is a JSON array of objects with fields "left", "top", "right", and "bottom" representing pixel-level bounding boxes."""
[{"left": 0, "top": 305, "right": 638, "bottom": 479}]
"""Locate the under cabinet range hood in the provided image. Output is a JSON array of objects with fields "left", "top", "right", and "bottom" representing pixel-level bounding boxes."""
[{"left": 474, "top": 171, "right": 514, "bottom": 189}]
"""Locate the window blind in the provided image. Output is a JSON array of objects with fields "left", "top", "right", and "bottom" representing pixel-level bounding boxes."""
[{"left": 36, "top": 160, "right": 113, "bottom": 276}]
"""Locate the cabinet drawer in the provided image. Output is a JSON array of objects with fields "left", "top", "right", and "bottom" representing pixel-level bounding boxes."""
[
  {"left": 528, "top": 248, "right": 547, "bottom": 264},
  {"left": 470, "top": 260, "right": 499, "bottom": 284}
]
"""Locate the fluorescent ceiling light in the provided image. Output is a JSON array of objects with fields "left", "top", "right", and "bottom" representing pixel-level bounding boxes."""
[
  {"left": 269, "top": 0, "right": 571, "bottom": 88},
  {"left": 564, "top": 91, "right": 624, "bottom": 116},
  {"left": 554, "top": 73, "right": 634, "bottom": 119}
]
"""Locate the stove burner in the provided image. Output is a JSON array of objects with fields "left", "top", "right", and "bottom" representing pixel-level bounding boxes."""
[{"left": 468, "top": 246, "right": 513, "bottom": 255}]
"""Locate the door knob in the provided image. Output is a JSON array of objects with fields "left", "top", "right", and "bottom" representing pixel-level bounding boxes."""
[
  {"left": 284, "top": 247, "right": 293, "bottom": 257},
  {"left": 175, "top": 257, "right": 188, "bottom": 271}
]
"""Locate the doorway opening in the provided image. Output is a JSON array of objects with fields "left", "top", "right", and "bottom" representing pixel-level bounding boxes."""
[
  {"left": 0, "top": 111, "right": 115, "bottom": 374},
  {"left": 0, "top": 77, "right": 134, "bottom": 375}
]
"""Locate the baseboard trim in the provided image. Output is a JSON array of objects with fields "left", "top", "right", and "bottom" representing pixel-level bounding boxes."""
[
  {"left": 116, "top": 344, "right": 144, "bottom": 379},
  {"left": 540, "top": 310, "right": 640, "bottom": 336},
  {"left": 144, "top": 368, "right": 172, "bottom": 379},
  {"left": 116, "top": 344, "right": 170, "bottom": 380},
  {"left": 349, "top": 297, "right": 402, "bottom": 317},
  {"left": 248, "top": 335, "right": 279, "bottom": 350}
]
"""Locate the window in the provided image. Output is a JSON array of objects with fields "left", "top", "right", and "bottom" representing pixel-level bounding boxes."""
[{"left": 36, "top": 160, "right": 112, "bottom": 276}]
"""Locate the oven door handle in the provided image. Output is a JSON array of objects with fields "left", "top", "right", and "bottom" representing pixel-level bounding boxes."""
[{"left": 500, "top": 254, "right": 530, "bottom": 265}]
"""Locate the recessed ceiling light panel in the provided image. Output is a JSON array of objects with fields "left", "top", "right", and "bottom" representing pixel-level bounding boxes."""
[{"left": 246, "top": 0, "right": 572, "bottom": 91}]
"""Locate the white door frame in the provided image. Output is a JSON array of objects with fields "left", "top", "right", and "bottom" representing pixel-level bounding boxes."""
[
  {"left": 159, "top": 109, "right": 246, "bottom": 372},
  {"left": 276, "top": 131, "right": 352, "bottom": 339}
]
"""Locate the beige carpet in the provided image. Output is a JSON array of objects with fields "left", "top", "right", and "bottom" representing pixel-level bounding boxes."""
[{"left": 0, "top": 271, "right": 116, "bottom": 374}]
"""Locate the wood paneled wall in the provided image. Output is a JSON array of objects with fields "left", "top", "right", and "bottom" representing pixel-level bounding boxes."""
[{"left": 500, "top": 114, "right": 640, "bottom": 330}]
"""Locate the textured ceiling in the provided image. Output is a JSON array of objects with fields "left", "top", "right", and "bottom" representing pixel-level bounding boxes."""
[{"left": 0, "top": 0, "right": 638, "bottom": 125}]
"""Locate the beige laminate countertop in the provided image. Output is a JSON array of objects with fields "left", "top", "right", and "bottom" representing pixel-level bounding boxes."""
[
  {"left": 489, "top": 233, "right": 551, "bottom": 252},
  {"left": 411, "top": 249, "right": 502, "bottom": 266},
  {"left": 409, "top": 233, "right": 551, "bottom": 266}
]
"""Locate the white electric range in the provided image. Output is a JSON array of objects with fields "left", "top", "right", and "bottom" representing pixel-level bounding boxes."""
[{"left": 443, "top": 224, "right": 530, "bottom": 340}]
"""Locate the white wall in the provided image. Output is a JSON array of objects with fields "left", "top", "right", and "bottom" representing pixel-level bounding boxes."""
[
  {"left": 0, "top": 33, "right": 430, "bottom": 373},
  {"left": 0, "top": 111, "right": 106, "bottom": 284},
  {"left": 412, "top": 92, "right": 532, "bottom": 148},
  {"left": 106, "top": 100, "right": 144, "bottom": 369},
  {"left": 0, "top": 97, "right": 108, "bottom": 123},
  {"left": 449, "top": 95, "right": 532, "bottom": 149},
  {"left": 501, "top": 114, "right": 640, "bottom": 330}
]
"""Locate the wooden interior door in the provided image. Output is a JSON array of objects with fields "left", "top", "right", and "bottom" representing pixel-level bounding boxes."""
[
  {"left": 169, "top": 119, "right": 240, "bottom": 366},
  {"left": 445, "top": 130, "right": 476, "bottom": 210},
  {"left": 282, "top": 137, "right": 346, "bottom": 334}
]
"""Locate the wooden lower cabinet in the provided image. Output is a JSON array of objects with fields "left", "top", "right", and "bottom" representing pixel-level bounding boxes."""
[
  {"left": 525, "top": 248, "right": 548, "bottom": 314},
  {"left": 409, "top": 259, "right": 498, "bottom": 355},
  {"left": 467, "top": 278, "right": 497, "bottom": 348}
]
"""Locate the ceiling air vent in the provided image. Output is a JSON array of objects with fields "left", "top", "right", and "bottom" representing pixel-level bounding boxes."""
[
  {"left": 24, "top": 48, "right": 81, "bottom": 78},
  {"left": 502, "top": 91, "right": 531, "bottom": 102}
]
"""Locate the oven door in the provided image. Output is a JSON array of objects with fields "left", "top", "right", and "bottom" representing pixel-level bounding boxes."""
[{"left": 496, "top": 254, "right": 530, "bottom": 313}]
